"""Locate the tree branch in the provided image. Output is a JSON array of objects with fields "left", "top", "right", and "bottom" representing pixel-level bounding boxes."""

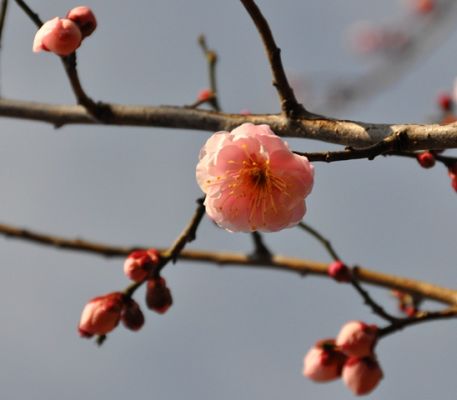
[
  {"left": 240, "top": 0, "right": 313, "bottom": 118},
  {"left": 3, "top": 98, "right": 457, "bottom": 150},
  {"left": 1, "top": 222, "right": 456, "bottom": 306}
]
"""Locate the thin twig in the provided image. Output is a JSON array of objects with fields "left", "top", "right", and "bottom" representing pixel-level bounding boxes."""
[
  {"left": 378, "top": 307, "right": 457, "bottom": 338},
  {"left": 1, "top": 221, "right": 456, "bottom": 306},
  {"left": 161, "top": 197, "right": 206, "bottom": 265},
  {"left": 297, "top": 221, "right": 340, "bottom": 261},
  {"left": 298, "top": 131, "right": 409, "bottom": 162},
  {"left": 198, "top": 35, "right": 221, "bottom": 112},
  {"left": 0, "top": 0, "right": 9, "bottom": 48},
  {"left": 14, "top": 0, "right": 41, "bottom": 26},
  {"left": 351, "top": 268, "right": 400, "bottom": 323},
  {"left": 239, "top": 0, "right": 315, "bottom": 118}
]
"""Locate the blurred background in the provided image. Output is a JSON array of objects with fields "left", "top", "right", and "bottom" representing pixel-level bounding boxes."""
[{"left": 0, "top": 0, "right": 456, "bottom": 399}]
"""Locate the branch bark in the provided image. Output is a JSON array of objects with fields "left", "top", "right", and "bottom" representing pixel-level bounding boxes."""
[
  {"left": 2, "top": 98, "right": 457, "bottom": 150},
  {"left": 1, "top": 222, "right": 456, "bottom": 306}
]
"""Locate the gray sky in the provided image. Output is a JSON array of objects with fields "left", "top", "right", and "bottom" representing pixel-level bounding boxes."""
[{"left": 0, "top": 1, "right": 456, "bottom": 399}]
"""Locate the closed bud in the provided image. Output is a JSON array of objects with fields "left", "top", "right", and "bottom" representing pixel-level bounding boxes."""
[
  {"left": 66, "top": 6, "right": 97, "bottom": 38},
  {"left": 121, "top": 298, "right": 145, "bottom": 331},
  {"left": 197, "top": 89, "right": 214, "bottom": 102},
  {"left": 146, "top": 278, "right": 173, "bottom": 314},
  {"left": 78, "top": 292, "right": 125, "bottom": 337},
  {"left": 123, "top": 249, "right": 160, "bottom": 282},
  {"left": 416, "top": 151, "right": 435, "bottom": 168},
  {"left": 303, "top": 339, "right": 347, "bottom": 382},
  {"left": 328, "top": 260, "right": 352, "bottom": 282},
  {"left": 438, "top": 92, "right": 452, "bottom": 111},
  {"left": 342, "top": 356, "right": 383, "bottom": 396},
  {"left": 33, "top": 17, "right": 82, "bottom": 56},
  {"left": 336, "top": 321, "right": 378, "bottom": 357}
]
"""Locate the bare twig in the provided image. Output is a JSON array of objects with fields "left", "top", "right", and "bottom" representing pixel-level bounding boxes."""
[
  {"left": 378, "top": 307, "right": 457, "bottom": 338},
  {"left": 14, "top": 0, "right": 41, "bottom": 26},
  {"left": 239, "top": 0, "right": 315, "bottom": 118},
  {"left": 351, "top": 268, "right": 400, "bottom": 323},
  {"left": 197, "top": 35, "right": 221, "bottom": 112},
  {"left": 1, "top": 222, "right": 456, "bottom": 306},
  {"left": 161, "top": 197, "right": 206, "bottom": 265},
  {"left": 0, "top": 0, "right": 9, "bottom": 48},
  {"left": 297, "top": 221, "right": 340, "bottom": 261}
]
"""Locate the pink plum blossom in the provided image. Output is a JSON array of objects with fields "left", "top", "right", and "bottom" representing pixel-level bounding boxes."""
[
  {"left": 33, "top": 17, "right": 82, "bottom": 56},
  {"left": 66, "top": 6, "right": 97, "bottom": 38},
  {"left": 78, "top": 292, "right": 125, "bottom": 337},
  {"left": 303, "top": 339, "right": 347, "bottom": 382},
  {"left": 196, "top": 123, "right": 314, "bottom": 232},
  {"left": 336, "top": 321, "right": 378, "bottom": 357},
  {"left": 342, "top": 356, "right": 383, "bottom": 396}
]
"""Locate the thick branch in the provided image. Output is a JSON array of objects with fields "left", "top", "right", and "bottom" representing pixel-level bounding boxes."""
[
  {"left": 3, "top": 98, "right": 457, "bottom": 150},
  {"left": 0, "top": 222, "right": 456, "bottom": 306}
]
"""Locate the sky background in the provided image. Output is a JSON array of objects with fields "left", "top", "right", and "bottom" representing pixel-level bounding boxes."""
[{"left": 0, "top": 1, "right": 456, "bottom": 399}]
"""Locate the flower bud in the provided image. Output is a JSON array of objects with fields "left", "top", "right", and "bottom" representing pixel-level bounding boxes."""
[
  {"left": 342, "top": 356, "right": 383, "bottom": 396},
  {"left": 33, "top": 17, "right": 82, "bottom": 56},
  {"left": 336, "top": 321, "right": 378, "bottom": 357},
  {"left": 197, "top": 89, "right": 214, "bottom": 102},
  {"left": 66, "top": 6, "right": 97, "bottom": 38},
  {"left": 416, "top": 151, "right": 435, "bottom": 168},
  {"left": 78, "top": 292, "right": 125, "bottom": 337},
  {"left": 146, "top": 278, "right": 173, "bottom": 314},
  {"left": 303, "top": 339, "right": 347, "bottom": 382},
  {"left": 123, "top": 249, "right": 160, "bottom": 282},
  {"left": 328, "top": 260, "right": 352, "bottom": 283},
  {"left": 121, "top": 298, "right": 145, "bottom": 331},
  {"left": 438, "top": 92, "right": 452, "bottom": 111}
]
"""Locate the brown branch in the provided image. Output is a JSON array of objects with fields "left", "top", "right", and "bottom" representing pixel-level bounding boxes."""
[
  {"left": 3, "top": 98, "right": 457, "bottom": 150},
  {"left": 14, "top": 0, "right": 41, "bottom": 27},
  {"left": 0, "top": 222, "right": 456, "bottom": 306},
  {"left": 239, "top": 0, "right": 313, "bottom": 118}
]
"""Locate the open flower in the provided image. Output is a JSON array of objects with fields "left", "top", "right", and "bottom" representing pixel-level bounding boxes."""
[{"left": 196, "top": 123, "right": 314, "bottom": 232}]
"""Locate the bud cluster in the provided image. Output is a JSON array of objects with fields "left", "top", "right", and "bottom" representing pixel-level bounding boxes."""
[
  {"left": 78, "top": 249, "right": 173, "bottom": 339},
  {"left": 33, "top": 6, "right": 97, "bottom": 56},
  {"left": 303, "top": 321, "right": 383, "bottom": 396}
]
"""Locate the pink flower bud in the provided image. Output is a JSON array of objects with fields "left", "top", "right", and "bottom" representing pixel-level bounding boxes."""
[
  {"left": 342, "top": 356, "right": 383, "bottom": 396},
  {"left": 416, "top": 151, "right": 436, "bottom": 168},
  {"left": 121, "top": 298, "right": 145, "bottom": 331},
  {"left": 78, "top": 292, "right": 125, "bottom": 337},
  {"left": 66, "top": 6, "right": 97, "bottom": 38},
  {"left": 336, "top": 321, "right": 378, "bottom": 357},
  {"left": 123, "top": 249, "right": 160, "bottom": 282},
  {"left": 197, "top": 89, "right": 214, "bottom": 102},
  {"left": 438, "top": 92, "right": 453, "bottom": 112},
  {"left": 328, "top": 260, "right": 352, "bottom": 282},
  {"left": 412, "top": 0, "right": 435, "bottom": 15},
  {"left": 146, "top": 278, "right": 173, "bottom": 314},
  {"left": 33, "top": 17, "right": 82, "bottom": 56},
  {"left": 303, "top": 339, "right": 347, "bottom": 382}
]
